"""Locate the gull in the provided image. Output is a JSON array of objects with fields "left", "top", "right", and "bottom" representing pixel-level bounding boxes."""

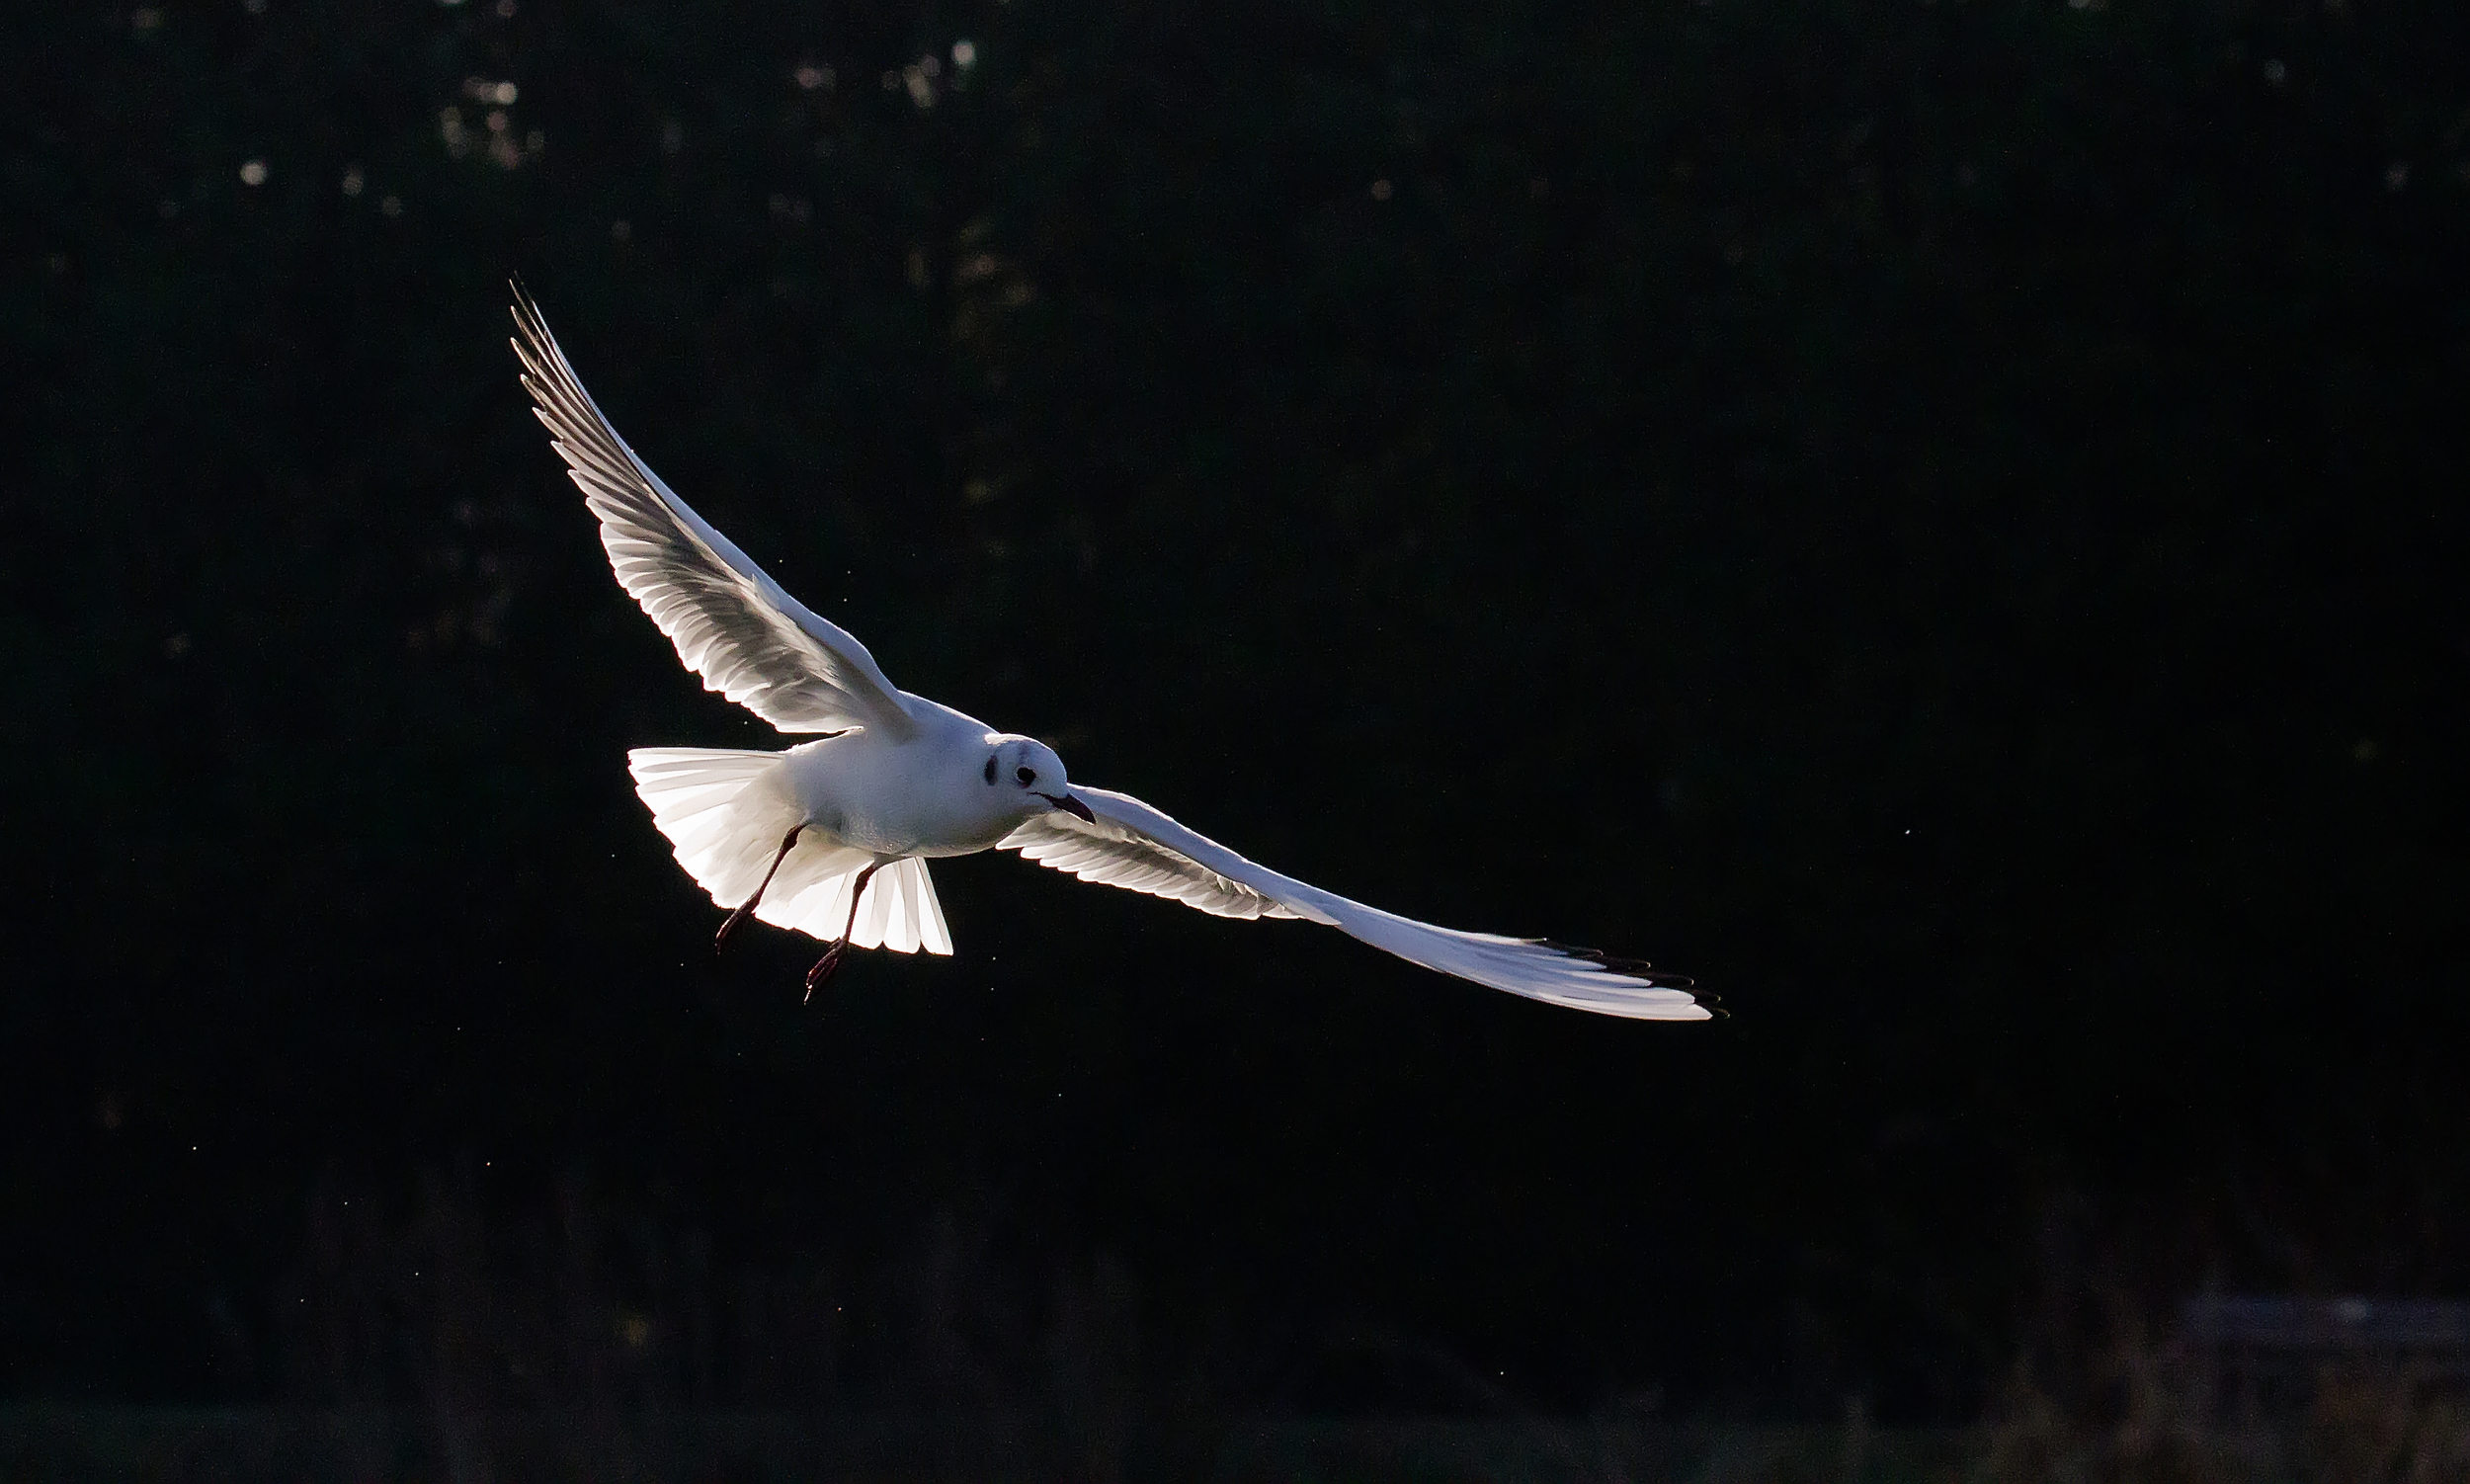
[{"left": 509, "top": 287, "right": 1706, "bottom": 1020}]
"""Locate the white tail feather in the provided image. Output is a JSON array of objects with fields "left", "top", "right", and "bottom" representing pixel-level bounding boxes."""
[{"left": 625, "top": 748, "right": 953, "bottom": 955}]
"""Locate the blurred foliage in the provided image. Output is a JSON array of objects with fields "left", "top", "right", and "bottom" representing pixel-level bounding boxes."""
[{"left": 3, "top": 0, "right": 2468, "bottom": 1421}]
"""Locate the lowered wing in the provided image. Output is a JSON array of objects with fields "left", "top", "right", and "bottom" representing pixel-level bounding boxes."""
[{"left": 1002, "top": 787, "right": 1705, "bottom": 1021}]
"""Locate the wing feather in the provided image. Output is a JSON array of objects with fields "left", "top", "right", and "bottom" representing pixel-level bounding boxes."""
[
  {"left": 1001, "top": 797, "right": 1303, "bottom": 921},
  {"left": 1003, "top": 788, "right": 1707, "bottom": 1020},
  {"left": 509, "top": 285, "right": 917, "bottom": 738}
]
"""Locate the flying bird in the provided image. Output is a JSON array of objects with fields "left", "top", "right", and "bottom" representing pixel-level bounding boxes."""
[{"left": 509, "top": 287, "right": 1705, "bottom": 1020}]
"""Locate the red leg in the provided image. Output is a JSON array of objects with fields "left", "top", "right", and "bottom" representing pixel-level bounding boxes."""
[
  {"left": 716, "top": 825, "right": 803, "bottom": 953},
  {"left": 805, "top": 860, "right": 885, "bottom": 1001}
]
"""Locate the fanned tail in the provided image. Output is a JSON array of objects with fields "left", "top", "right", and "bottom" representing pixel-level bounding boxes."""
[{"left": 626, "top": 748, "right": 953, "bottom": 955}]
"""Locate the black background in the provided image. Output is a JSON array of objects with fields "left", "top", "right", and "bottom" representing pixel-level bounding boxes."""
[{"left": 6, "top": 0, "right": 2467, "bottom": 1422}]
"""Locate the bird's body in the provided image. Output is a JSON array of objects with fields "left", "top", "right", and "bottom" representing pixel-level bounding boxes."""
[
  {"left": 780, "top": 706, "right": 1027, "bottom": 860},
  {"left": 510, "top": 286, "right": 1707, "bottom": 1020}
]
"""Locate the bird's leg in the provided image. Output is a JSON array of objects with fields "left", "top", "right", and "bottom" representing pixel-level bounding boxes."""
[
  {"left": 716, "top": 825, "right": 803, "bottom": 953},
  {"left": 805, "top": 860, "right": 884, "bottom": 1001}
]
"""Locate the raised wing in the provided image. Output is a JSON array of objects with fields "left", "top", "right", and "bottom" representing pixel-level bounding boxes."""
[
  {"left": 510, "top": 286, "right": 918, "bottom": 738},
  {"left": 1002, "top": 787, "right": 1707, "bottom": 1021}
]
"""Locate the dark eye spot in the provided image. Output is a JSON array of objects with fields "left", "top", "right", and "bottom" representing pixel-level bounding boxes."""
[
  {"left": 1016, "top": 766, "right": 1036, "bottom": 785},
  {"left": 983, "top": 756, "right": 997, "bottom": 785}
]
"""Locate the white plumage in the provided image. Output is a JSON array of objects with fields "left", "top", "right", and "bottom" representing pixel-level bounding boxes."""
[
  {"left": 628, "top": 748, "right": 951, "bottom": 954},
  {"left": 513, "top": 285, "right": 1705, "bottom": 1021}
]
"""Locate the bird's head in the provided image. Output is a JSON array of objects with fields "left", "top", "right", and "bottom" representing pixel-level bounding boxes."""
[{"left": 982, "top": 734, "right": 1095, "bottom": 823}]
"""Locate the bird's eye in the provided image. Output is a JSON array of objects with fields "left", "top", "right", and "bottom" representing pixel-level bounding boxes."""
[
  {"left": 983, "top": 756, "right": 998, "bottom": 785},
  {"left": 1017, "top": 766, "right": 1036, "bottom": 785}
]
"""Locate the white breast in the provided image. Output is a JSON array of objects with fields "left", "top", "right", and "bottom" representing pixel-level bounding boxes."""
[{"left": 781, "top": 719, "right": 1025, "bottom": 857}]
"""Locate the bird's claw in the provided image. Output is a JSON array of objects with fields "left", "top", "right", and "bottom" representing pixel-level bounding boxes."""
[{"left": 804, "top": 942, "right": 847, "bottom": 1001}]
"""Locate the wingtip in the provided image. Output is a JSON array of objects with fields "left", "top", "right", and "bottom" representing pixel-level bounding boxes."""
[
  {"left": 1533, "top": 938, "right": 1693, "bottom": 986},
  {"left": 507, "top": 276, "right": 553, "bottom": 355},
  {"left": 1533, "top": 938, "right": 1720, "bottom": 1021}
]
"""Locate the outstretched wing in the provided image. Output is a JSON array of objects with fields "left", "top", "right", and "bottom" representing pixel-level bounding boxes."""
[
  {"left": 510, "top": 286, "right": 918, "bottom": 738},
  {"left": 1002, "top": 791, "right": 1305, "bottom": 922},
  {"left": 1001, "top": 787, "right": 1706, "bottom": 1021}
]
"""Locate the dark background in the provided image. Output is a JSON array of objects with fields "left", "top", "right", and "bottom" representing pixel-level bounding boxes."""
[{"left": 5, "top": 0, "right": 2467, "bottom": 1425}]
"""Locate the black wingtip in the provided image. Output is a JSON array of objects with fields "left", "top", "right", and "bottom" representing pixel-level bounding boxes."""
[
  {"left": 1535, "top": 939, "right": 1721, "bottom": 1017},
  {"left": 505, "top": 279, "right": 563, "bottom": 383},
  {"left": 509, "top": 276, "right": 560, "bottom": 350},
  {"left": 508, "top": 275, "right": 544, "bottom": 335},
  {"left": 1534, "top": 938, "right": 1688, "bottom": 984}
]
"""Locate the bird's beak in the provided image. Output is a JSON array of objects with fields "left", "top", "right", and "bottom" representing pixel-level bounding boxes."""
[{"left": 1039, "top": 792, "right": 1096, "bottom": 823}]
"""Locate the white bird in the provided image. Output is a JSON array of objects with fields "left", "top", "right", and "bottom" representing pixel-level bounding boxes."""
[{"left": 509, "top": 287, "right": 1706, "bottom": 1020}]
